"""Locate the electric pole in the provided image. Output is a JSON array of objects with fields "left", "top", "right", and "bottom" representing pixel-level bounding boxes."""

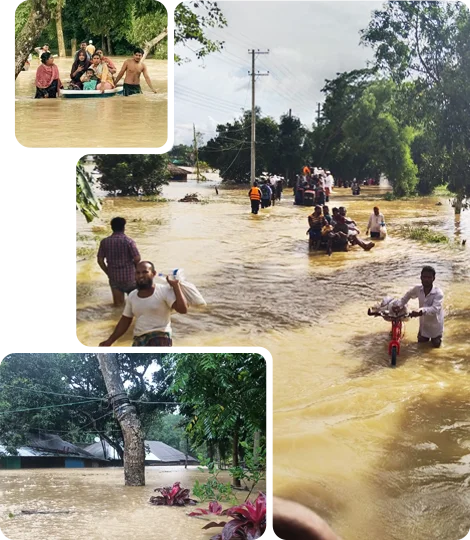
[
  {"left": 316, "top": 103, "right": 322, "bottom": 124},
  {"left": 248, "top": 49, "right": 269, "bottom": 185},
  {"left": 193, "top": 123, "right": 200, "bottom": 182}
]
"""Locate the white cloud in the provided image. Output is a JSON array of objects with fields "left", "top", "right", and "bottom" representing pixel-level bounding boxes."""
[{"left": 175, "top": 1, "right": 384, "bottom": 144}]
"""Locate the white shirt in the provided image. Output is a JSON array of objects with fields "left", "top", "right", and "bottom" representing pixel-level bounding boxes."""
[
  {"left": 399, "top": 285, "right": 444, "bottom": 338},
  {"left": 367, "top": 212, "right": 384, "bottom": 233},
  {"left": 324, "top": 174, "right": 334, "bottom": 190},
  {"left": 123, "top": 285, "right": 176, "bottom": 336}
]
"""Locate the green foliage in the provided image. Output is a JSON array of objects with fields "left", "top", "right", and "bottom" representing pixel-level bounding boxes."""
[
  {"left": 192, "top": 456, "right": 237, "bottom": 503},
  {"left": 15, "top": 1, "right": 32, "bottom": 37},
  {"left": 229, "top": 441, "right": 266, "bottom": 499},
  {"left": 76, "top": 163, "right": 101, "bottom": 223},
  {"left": 94, "top": 154, "right": 169, "bottom": 196},
  {"left": 125, "top": 7, "right": 167, "bottom": 54},
  {"left": 399, "top": 226, "right": 449, "bottom": 244}
]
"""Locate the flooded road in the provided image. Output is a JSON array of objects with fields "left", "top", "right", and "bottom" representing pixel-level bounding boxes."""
[
  {"left": 77, "top": 177, "right": 470, "bottom": 539},
  {"left": 0, "top": 466, "right": 258, "bottom": 540},
  {"left": 15, "top": 57, "right": 167, "bottom": 148}
]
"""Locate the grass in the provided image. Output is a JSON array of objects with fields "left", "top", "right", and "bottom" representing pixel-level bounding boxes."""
[
  {"left": 76, "top": 247, "right": 96, "bottom": 258},
  {"left": 137, "top": 196, "right": 170, "bottom": 203},
  {"left": 400, "top": 226, "right": 449, "bottom": 244}
]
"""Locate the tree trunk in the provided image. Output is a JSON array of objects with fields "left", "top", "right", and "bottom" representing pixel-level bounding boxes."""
[
  {"left": 232, "top": 430, "right": 241, "bottom": 488},
  {"left": 453, "top": 194, "right": 463, "bottom": 215},
  {"left": 101, "top": 34, "right": 106, "bottom": 55},
  {"left": 15, "top": 0, "right": 52, "bottom": 79},
  {"left": 97, "top": 353, "right": 145, "bottom": 486},
  {"left": 56, "top": 0, "right": 66, "bottom": 57},
  {"left": 71, "top": 39, "right": 77, "bottom": 56},
  {"left": 106, "top": 34, "right": 113, "bottom": 56},
  {"left": 253, "top": 430, "right": 260, "bottom": 468},
  {"left": 142, "top": 29, "right": 168, "bottom": 61}
]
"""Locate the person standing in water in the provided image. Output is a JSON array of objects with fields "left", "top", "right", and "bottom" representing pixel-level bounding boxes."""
[
  {"left": 97, "top": 217, "right": 141, "bottom": 307},
  {"left": 366, "top": 206, "right": 385, "bottom": 239},
  {"left": 114, "top": 48, "right": 157, "bottom": 96},
  {"left": 99, "top": 261, "right": 188, "bottom": 347},
  {"left": 395, "top": 265, "right": 444, "bottom": 348},
  {"left": 248, "top": 182, "right": 262, "bottom": 214}
]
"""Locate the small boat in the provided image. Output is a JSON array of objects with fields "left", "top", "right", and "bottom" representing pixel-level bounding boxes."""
[{"left": 61, "top": 87, "right": 124, "bottom": 99}]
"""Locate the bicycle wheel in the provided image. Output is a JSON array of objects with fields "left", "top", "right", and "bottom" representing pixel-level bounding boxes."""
[{"left": 391, "top": 345, "right": 398, "bottom": 367}]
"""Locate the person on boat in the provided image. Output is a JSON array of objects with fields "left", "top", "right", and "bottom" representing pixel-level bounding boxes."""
[
  {"left": 326, "top": 215, "right": 350, "bottom": 256},
  {"left": 366, "top": 206, "right": 385, "bottom": 239},
  {"left": 90, "top": 53, "right": 115, "bottom": 92},
  {"left": 248, "top": 182, "right": 262, "bottom": 214},
  {"left": 339, "top": 207, "right": 375, "bottom": 251},
  {"left": 86, "top": 40, "right": 95, "bottom": 57},
  {"left": 94, "top": 49, "right": 117, "bottom": 72},
  {"left": 99, "top": 261, "right": 188, "bottom": 347},
  {"left": 74, "top": 41, "right": 92, "bottom": 62},
  {"left": 97, "top": 217, "right": 141, "bottom": 306},
  {"left": 394, "top": 265, "right": 444, "bottom": 348},
  {"left": 114, "top": 48, "right": 158, "bottom": 96},
  {"left": 70, "top": 51, "right": 90, "bottom": 89},
  {"left": 80, "top": 67, "right": 98, "bottom": 90},
  {"left": 35, "top": 52, "right": 62, "bottom": 99},
  {"left": 307, "top": 206, "right": 326, "bottom": 249},
  {"left": 323, "top": 206, "right": 332, "bottom": 224}
]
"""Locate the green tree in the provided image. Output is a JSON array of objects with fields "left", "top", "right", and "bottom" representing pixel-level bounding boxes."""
[
  {"left": 343, "top": 81, "right": 419, "bottom": 196},
  {"left": 163, "top": 353, "right": 266, "bottom": 487},
  {"left": 76, "top": 162, "right": 101, "bottom": 222},
  {"left": 275, "top": 113, "right": 307, "bottom": 184},
  {"left": 94, "top": 154, "right": 169, "bottom": 196}
]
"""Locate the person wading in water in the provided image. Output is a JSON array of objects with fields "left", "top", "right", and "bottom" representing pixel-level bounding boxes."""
[
  {"left": 114, "top": 48, "right": 157, "bottom": 96},
  {"left": 97, "top": 217, "right": 141, "bottom": 306},
  {"left": 99, "top": 261, "right": 188, "bottom": 347},
  {"left": 394, "top": 265, "right": 444, "bottom": 348},
  {"left": 248, "top": 182, "right": 262, "bottom": 214}
]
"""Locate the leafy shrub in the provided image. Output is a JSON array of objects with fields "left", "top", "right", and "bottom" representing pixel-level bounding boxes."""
[{"left": 149, "top": 482, "right": 197, "bottom": 507}]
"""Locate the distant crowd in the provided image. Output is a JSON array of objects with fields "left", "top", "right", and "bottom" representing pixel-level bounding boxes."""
[{"left": 248, "top": 178, "right": 284, "bottom": 214}]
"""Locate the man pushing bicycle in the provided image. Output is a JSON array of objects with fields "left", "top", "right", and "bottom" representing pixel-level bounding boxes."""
[{"left": 393, "top": 265, "right": 444, "bottom": 348}]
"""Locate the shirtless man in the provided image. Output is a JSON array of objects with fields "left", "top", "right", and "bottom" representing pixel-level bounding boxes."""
[{"left": 114, "top": 48, "right": 157, "bottom": 96}]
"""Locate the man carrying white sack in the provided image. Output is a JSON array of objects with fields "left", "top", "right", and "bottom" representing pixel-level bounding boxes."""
[{"left": 99, "top": 261, "right": 205, "bottom": 347}]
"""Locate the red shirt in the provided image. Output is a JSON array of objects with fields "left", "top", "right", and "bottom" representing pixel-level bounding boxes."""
[{"left": 98, "top": 232, "right": 140, "bottom": 283}]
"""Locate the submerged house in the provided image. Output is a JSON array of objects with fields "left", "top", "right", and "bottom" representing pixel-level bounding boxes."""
[
  {"left": 167, "top": 163, "right": 190, "bottom": 182},
  {"left": 0, "top": 433, "right": 105, "bottom": 469},
  {"left": 84, "top": 440, "right": 199, "bottom": 466}
]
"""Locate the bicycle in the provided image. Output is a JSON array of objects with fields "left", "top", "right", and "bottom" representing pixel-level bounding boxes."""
[{"left": 368, "top": 307, "right": 415, "bottom": 367}]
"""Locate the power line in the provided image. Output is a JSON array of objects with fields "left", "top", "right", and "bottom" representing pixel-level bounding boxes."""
[
  {"left": 0, "top": 400, "right": 102, "bottom": 415},
  {"left": 0, "top": 383, "right": 104, "bottom": 402}
]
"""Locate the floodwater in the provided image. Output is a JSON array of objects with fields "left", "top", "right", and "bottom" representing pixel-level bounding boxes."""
[
  {"left": 0, "top": 466, "right": 260, "bottom": 540},
  {"left": 77, "top": 176, "right": 470, "bottom": 539},
  {"left": 15, "top": 57, "right": 167, "bottom": 148}
]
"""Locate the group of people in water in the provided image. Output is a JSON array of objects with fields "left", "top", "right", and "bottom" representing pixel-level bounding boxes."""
[
  {"left": 294, "top": 166, "right": 334, "bottom": 206},
  {"left": 33, "top": 40, "right": 157, "bottom": 98},
  {"left": 307, "top": 205, "right": 385, "bottom": 255},
  {"left": 248, "top": 178, "right": 284, "bottom": 214}
]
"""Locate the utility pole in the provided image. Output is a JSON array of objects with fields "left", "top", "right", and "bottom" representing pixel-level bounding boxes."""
[
  {"left": 248, "top": 49, "right": 269, "bottom": 185},
  {"left": 316, "top": 103, "right": 322, "bottom": 124},
  {"left": 193, "top": 123, "right": 200, "bottom": 182}
]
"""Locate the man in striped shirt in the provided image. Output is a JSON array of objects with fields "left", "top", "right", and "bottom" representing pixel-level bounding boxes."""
[{"left": 97, "top": 217, "right": 141, "bottom": 306}]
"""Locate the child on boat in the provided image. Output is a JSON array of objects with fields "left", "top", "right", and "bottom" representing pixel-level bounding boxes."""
[{"left": 80, "top": 68, "right": 98, "bottom": 90}]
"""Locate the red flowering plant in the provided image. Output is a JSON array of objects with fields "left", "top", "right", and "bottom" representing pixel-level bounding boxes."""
[
  {"left": 200, "top": 492, "right": 266, "bottom": 540},
  {"left": 188, "top": 501, "right": 226, "bottom": 517},
  {"left": 149, "top": 482, "right": 197, "bottom": 506}
]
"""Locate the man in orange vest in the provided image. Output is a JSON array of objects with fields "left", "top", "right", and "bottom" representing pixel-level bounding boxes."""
[{"left": 248, "top": 182, "right": 262, "bottom": 214}]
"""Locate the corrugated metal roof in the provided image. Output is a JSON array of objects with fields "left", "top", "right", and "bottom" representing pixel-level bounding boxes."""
[{"left": 84, "top": 440, "right": 197, "bottom": 463}]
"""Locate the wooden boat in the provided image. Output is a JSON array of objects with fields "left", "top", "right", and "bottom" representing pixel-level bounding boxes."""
[{"left": 61, "top": 87, "right": 123, "bottom": 99}]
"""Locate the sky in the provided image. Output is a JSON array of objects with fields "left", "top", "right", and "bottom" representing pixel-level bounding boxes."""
[{"left": 174, "top": 1, "right": 384, "bottom": 145}]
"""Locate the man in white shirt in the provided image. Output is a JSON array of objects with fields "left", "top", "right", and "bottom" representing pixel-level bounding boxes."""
[
  {"left": 396, "top": 266, "right": 444, "bottom": 347},
  {"left": 99, "top": 261, "right": 188, "bottom": 347},
  {"left": 366, "top": 206, "right": 385, "bottom": 238}
]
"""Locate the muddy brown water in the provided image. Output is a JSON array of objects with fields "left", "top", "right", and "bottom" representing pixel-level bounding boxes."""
[
  {"left": 0, "top": 466, "right": 261, "bottom": 540},
  {"left": 15, "top": 57, "right": 167, "bottom": 148},
  {"left": 77, "top": 177, "right": 470, "bottom": 540}
]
